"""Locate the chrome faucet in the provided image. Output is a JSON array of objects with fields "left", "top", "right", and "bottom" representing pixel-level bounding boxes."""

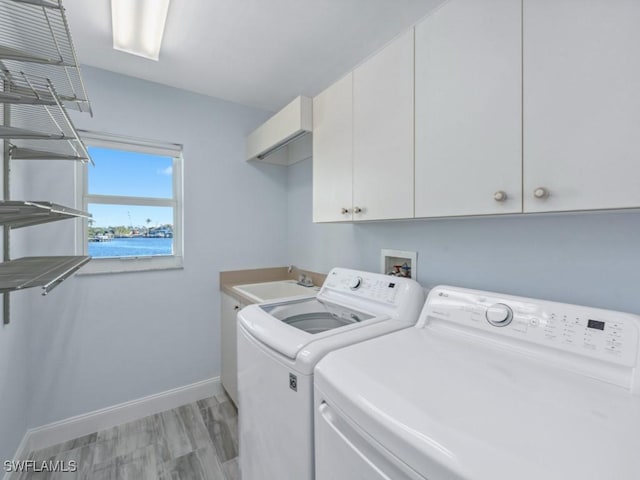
[{"left": 297, "top": 272, "right": 314, "bottom": 287}]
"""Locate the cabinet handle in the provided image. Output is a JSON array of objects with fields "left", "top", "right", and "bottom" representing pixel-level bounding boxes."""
[
  {"left": 341, "top": 208, "right": 351, "bottom": 214},
  {"left": 493, "top": 191, "right": 507, "bottom": 202},
  {"left": 534, "top": 187, "right": 549, "bottom": 199},
  {"left": 353, "top": 207, "right": 362, "bottom": 214}
]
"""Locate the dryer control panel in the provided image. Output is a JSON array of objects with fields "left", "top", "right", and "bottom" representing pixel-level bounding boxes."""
[{"left": 424, "top": 286, "right": 640, "bottom": 369}]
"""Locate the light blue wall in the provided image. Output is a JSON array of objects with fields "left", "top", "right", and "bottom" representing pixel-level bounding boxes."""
[
  {"left": 0, "top": 299, "right": 30, "bottom": 466},
  {"left": 13, "top": 66, "right": 289, "bottom": 430},
  {"left": 0, "top": 142, "right": 39, "bottom": 461},
  {"left": 288, "top": 157, "right": 640, "bottom": 314}
]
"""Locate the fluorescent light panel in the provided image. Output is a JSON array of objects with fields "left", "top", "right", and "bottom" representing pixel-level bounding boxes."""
[{"left": 111, "top": 0, "right": 170, "bottom": 61}]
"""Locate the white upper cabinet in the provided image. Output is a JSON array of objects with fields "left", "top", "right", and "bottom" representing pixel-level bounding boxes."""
[
  {"left": 415, "top": 0, "right": 522, "bottom": 217},
  {"left": 523, "top": 0, "right": 640, "bottom": 212},
  {"left": 246, "top": 96, "right": 312, "bottom": 165},
  {"left": 353, "top": 30, "right": 415, "bottom": 221},
  {"left": 313, "top": 0, "right": 640, "bottom": 223},
  {"left": 313, "top": 73, "right": 354, "bottom": 223}
]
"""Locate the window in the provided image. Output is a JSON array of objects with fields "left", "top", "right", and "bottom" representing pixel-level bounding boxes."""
[{"left": 77, "top": 131, "right": 183, "bottom": 274}]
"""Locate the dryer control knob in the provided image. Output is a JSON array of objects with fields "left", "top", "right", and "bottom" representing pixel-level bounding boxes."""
[
  {"left": 486, "top": 303, "right": 513, "bottom": 327},
  {"left": 349, "top": 276, "right": 363, "bottom": 290}
]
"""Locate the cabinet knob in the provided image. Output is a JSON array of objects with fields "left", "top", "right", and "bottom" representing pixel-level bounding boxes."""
[
  {"left": 353, "top": 207, "right": 362, "bottom": 214},
  {"left": 493, "top": 191, "right": 507, "bottom": 202},
  {"left": 534, "top": 187, "right": 549, "bottom": 199},
  {"left": 340, "top": 208, "right": 350, "bottom": 214}
]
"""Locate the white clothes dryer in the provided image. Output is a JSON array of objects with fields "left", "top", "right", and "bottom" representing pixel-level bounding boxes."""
[
  {"left": 314, "top": 285, "right": 640, "bottom": 480},
  {"left": 237, "top": 268, "right": 425, "bottom": 480}
]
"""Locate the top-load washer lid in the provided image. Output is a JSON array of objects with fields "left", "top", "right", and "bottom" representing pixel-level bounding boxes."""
[
  {"left": 261, "top": 298, "right": 374, "bottom": 334},
  {"left": 236, "top": 268, "right": 426, "bottom": 369},
  {"left": 314, "top": 286, "right": 640, "bottom": 480},
  {"left": 240, "top": 296, "right": 386, "bottom": 360}
]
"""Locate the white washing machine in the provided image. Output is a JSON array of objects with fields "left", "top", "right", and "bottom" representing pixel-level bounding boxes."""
[
  {"left": 315, "top": 286, "right": 640, "bottom": 480},
  {"left": 237, "top": 267, "right": 425, "bottom": 480}
]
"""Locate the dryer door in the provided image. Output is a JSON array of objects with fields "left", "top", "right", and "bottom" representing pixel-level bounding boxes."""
[{"left": 315, "top": 401, "right": 427, "bottom": 480}]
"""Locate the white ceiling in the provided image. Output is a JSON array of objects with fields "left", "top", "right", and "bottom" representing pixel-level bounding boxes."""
[{"left": 63, "top": 0, "right": 445, "bottom": 112}]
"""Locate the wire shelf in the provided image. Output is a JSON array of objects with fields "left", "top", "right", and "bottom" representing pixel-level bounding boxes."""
[
  {"left": 0, "top": 0, "right": 92, "bottom": 114},
  {"left": 0, "top": 255, "right": 91, "bottom": 295},
  {"left": 0, "top": 68, "right": 57, "bottom": 106},
  {"left": 0, "top": 200, "right": 90, "bottom": 228},
  {"left": 1, "top": 0, "right": 93, "bottom": 323},
  {"left": 0, "top": 69, "right": 92, "bottom": 162}
]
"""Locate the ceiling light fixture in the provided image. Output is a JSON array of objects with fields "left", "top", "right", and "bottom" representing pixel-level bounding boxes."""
[{"left": 111, "top": 0, "right": 170, "bottom": 61}]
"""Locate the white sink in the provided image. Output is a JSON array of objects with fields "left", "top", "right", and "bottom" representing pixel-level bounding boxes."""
[{"left": 233, "top": 280, "right": 319, "bottom": 303}]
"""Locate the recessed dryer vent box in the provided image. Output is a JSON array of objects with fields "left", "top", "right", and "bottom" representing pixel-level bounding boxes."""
[{"left": 381, "top": 249, "right": 417, "bottom": 279}]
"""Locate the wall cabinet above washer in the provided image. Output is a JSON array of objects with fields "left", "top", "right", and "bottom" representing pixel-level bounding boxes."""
[
  {"left": 415, "top": 0, "right": 640, "bottom": 217},
  {"left": 352, "top": 29, "right": 414, "bottom": 221},
  {"left": 415, "top": 0, "right": 522, "bottom": 218},
  {"left": 313, "top": 30, "right": 414, "bottom": 222},
  {"left": 522, "top": 0, "right": 640, "bottom": 213},
  {"left": 312, "top": 0, "right": 640, "bottom": 223},
  {"left": 313, "top": 73, "right": 354, "bottom": 222}
]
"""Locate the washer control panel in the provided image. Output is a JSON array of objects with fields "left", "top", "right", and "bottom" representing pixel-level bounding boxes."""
[
  {"left": 425, "top": 286, "right": 640, "bottom": 368},
  {"left": 322, "top": 269, "right": 406, "bottom": 305}
]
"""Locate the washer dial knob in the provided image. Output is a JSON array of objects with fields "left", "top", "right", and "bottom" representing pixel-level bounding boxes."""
[
  {"left": 349, "top": 276, "right": 363, "bottom": 290},
  {"left": 486, "top": 303, "right": 513, "bottom": 327}
]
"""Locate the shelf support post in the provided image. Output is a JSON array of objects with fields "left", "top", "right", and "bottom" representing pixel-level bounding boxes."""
[{"left": 3, "top": 87, "right": 11, "bottom": 324}]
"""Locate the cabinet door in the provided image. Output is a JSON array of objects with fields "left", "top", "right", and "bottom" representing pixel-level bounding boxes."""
[
  {"left": 415, "top": 0, "right": 522, "bottom": 218},
  {"left": 353, "top": 30, "right": 414, "bottom": 221},
  {"left": 313, "top": 73, "right": 354, "bottom": 222},
  {"left": 221, "top": 292, "right": 244, "bottom": 406},
  {"left": 523, "top": 0, "right": 640, "bottom": 212}
]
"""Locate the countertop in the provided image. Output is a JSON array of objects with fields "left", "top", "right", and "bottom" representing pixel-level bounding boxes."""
[{"left": 219, "top": 266, "right": 326, "bottom": 304}]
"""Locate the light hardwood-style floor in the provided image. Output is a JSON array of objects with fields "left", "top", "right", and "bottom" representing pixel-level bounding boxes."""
[{"left": 16, "top": 393, "right": 239, "bottom": 480}]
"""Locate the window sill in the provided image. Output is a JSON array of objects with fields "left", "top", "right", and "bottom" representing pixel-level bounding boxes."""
[{"left": 77, "top": 255, "right": 184, "bottom": 275}]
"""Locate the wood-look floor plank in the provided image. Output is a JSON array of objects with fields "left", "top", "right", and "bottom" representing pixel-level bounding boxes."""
[
  {"left": 91, "top": 444, "right": 158, "bottom": 480},
  {"left": 221, "top": 457, "right": 241, "bottom": 480},
  {"left": 59, "top": 433, "right": 98, "bottom": 453},
  {"left": 20, "top": 397, "right": 238, "bottom": 480},
  {"left": 199, "top": 400, "right": 238, "bottom": 463},
  {"left": 196, "top": 396, "right": 219, "bottom": 412},
  {"left": 15, "top": 468, "right": 50, "bottom": 480},
  {"left": 116, "top": 445, "right": 158, "bottom": 480},
  {"left": 158, "top": 445, "right": 226, "bottom": 480},
  {"left": 218, "top": 401, "right": 239, "bottom": 449},
  {"left": 156, "top": 404, "right": 210, "bottom": 461},
  {"left": 27, "top": 432, "right": 98, "bottom": 463},
  {"left": 96, "top": 416, "right": 158, "bottom": 459},
  {"left": 89, "top": 461, "right": 117, "bottom": 480},
  {"left": 47, "top": 444, "right": 95, "bottom": 480}
]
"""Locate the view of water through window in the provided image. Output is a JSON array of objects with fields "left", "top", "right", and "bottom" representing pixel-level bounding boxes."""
[
  {"left": 87, "top": 146, "right": 175, "bottom": 258},
  {"left": 88, "top": 237, "right": 173, "bottom": 258}
]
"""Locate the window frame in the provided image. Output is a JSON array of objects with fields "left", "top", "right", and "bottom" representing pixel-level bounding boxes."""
[{"left": 76, "top": 130, "right": 184, "bottom": 274}]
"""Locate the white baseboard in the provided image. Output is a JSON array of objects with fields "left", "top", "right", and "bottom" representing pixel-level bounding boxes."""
[{"left": 4, "top": 376, "right": 222, "bottom": 479}]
